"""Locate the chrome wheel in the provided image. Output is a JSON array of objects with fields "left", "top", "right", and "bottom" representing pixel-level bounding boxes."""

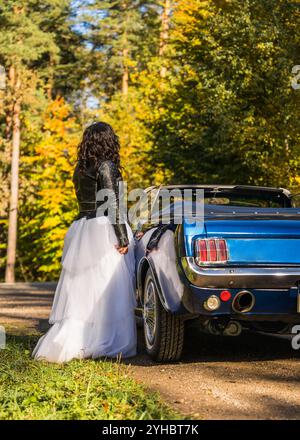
[
  {"left": 143, "top": 269, "right": 185, "bottom": 362},
  {"left": 143, "top": 278, "right": 156, "bottom": 348}
]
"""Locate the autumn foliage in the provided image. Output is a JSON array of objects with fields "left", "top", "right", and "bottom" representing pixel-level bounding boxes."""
[{"left": 1, "top": 0, "right": 300, "bottom": 280}]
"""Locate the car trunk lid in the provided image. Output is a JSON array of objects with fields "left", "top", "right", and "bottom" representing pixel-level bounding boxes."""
[
  {"left": 204, "top": 218, "right": 300, "bottom": 265},
  {"left": 183, "top": 206, "right": 300, "bottom": 264}
]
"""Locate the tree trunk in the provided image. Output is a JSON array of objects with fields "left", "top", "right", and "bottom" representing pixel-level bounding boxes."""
[
  {"left": 47, "top": 56, "right": 54, "bottom": 100},
  {"left": 121, "top": 1, "right": 129, "bottom": 96},
  {"left": 5, "top": 66, "right": 21, "bottom": 283},
  {"left": 122, "top": 47, "right": 129, "bottom": 96},
  {"left": 159, "top": 0, "right": 171, "bottom": 78},
  {"left": 5, "top": 66, "right": 14, "bottom": 141}
]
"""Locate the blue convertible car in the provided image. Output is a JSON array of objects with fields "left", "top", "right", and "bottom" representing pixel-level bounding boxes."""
[{"left": 134, "top": 185, "right": 300, "bottom": 362}]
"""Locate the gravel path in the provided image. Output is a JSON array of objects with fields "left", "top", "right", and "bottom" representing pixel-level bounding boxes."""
[
  {"left": 0, "top": 282, "right": 56, "bottom": 334},
  {"left": 1, "top": 283, "right": 300, "bottom": 419}
]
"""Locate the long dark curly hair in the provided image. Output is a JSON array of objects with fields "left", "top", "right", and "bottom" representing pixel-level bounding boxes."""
[{"left": 77, "top": 122, "right": 121, "bottom": 172}]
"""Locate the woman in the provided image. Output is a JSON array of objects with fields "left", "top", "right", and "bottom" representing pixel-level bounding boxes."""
[{"left": 33, "top": 122, "right": 137, "bottom": 363}]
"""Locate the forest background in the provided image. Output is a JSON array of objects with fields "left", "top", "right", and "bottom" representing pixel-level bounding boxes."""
[{"left": 0, "top": 0, "right": 299, "bottom": 281}]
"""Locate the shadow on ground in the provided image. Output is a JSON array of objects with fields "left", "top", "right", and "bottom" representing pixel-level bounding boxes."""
[{"left": 127, "top": 324, "right": 300, "bottom": 365}]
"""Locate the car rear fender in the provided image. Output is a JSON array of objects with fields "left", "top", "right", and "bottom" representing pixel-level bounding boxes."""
[
  {"left": 137, "top": 230, "right": 187, "bottom": 314},
  {"left": 137, "top": 256, "right": 169, "bottom": 310}
]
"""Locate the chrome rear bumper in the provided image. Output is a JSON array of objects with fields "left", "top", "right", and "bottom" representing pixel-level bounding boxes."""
[{"left": 181, "top": 257, "right": 300, "bottom": 289}]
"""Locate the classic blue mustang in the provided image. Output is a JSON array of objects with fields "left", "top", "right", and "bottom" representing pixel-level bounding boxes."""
[{"left": 134, "top": 185, "right": 300, "bottom": 362}]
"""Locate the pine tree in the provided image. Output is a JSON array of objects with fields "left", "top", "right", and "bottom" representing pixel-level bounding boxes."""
[
  {"left": 32, "top": 0, "right": 87, "bottom": 99},
  {"left": 0, "top": 0, "right": 76, "bottom": 282},
  {"left": 76, "top": 1, "right": 164, "bottom": 189},
  {"left": 149, "top": 0, "right": 300, "bottom": 188},
  {"left": 83, "top": 0, "right": 161, "bottom": 99}
]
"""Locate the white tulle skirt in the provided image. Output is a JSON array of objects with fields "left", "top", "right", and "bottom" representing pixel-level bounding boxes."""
[{"left": 33, "top": 216, "right": 137, "bottom": 363}]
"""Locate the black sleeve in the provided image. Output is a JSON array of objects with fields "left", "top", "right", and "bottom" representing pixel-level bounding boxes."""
[{"left": 98, "top": 160, "right": 129, "bottom": 247}]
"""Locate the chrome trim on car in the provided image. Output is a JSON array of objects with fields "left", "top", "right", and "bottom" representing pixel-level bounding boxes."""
[{"left": 181, "top": 257, "right": 300, "bottom": 289}]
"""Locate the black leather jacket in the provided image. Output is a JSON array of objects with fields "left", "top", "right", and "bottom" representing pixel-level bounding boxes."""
[{"left": 73, "top": 160, "right": 129, "bottom": 247}]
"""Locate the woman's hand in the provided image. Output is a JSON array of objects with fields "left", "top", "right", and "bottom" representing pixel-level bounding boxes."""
[
  {"left": 135, "top": 231, "right": 144, "bottom": 240},
  {"left": 116, "top": 245, "right": 129, "bottom": 255}
]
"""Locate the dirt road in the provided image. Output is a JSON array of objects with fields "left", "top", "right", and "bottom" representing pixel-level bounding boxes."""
[{"left": 1, "top": 283, "right": 300, "bottom": 420}]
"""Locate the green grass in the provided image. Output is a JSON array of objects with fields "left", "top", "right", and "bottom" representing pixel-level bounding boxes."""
[{"left": 0, "top": 334, "right": 180, "bottom": 420}]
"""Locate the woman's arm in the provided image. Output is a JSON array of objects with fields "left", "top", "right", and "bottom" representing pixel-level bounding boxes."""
[{"left": 98, "top": 160, "right": 129, "bottom": 248}]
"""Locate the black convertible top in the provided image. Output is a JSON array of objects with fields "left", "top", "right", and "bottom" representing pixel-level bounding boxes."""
[
  {"left": 145, "top": 184, "right": 292, "bottom": 209},
  {"left": 146, "top": 184, "right": 291, "bottom": 197}
]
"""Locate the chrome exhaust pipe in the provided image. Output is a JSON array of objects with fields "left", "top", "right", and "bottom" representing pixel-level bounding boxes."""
[
  {"left": 232, "top": 290, "right": 255, "bottom": 313},
  {"left": 201, "top": 319, "right": 242, "bottom": 336},
  {"left": 223, "top": 320, "right": 242, "bottom": 336}
]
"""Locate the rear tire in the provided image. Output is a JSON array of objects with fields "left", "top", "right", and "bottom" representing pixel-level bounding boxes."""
[{"left": 143, "top": 269, "right": 184, "bottom": 362}]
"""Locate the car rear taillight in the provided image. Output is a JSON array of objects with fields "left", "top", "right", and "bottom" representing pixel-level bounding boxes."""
[{"left": 194, "top": 238, "right": 228, "bottom": 265}]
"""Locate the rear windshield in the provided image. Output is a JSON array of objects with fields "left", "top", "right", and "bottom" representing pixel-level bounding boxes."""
[{"left": 204, "top": 192, "right": 288, "bottom": 208}]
